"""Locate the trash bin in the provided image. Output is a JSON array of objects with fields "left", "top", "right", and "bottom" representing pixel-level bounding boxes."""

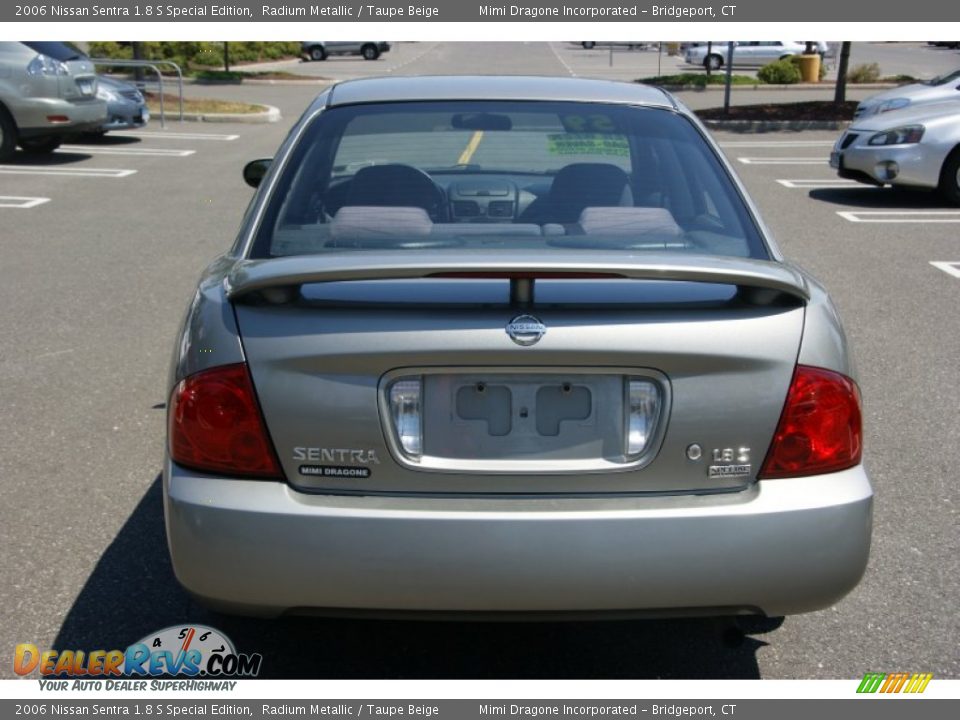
[{"left": 797, "top": 53, "right": 821, "bottom": 83}]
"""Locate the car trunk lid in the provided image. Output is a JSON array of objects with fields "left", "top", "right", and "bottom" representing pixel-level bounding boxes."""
[{"left": 230, "top": 251, "right": 806, "bottom": 496}]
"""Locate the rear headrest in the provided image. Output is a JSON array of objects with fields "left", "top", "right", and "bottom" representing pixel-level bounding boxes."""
[
  {"left": 577, "top": 207, "right": 682, "bottom": 237},
  {"left": 331, "top": 206, "right": 432, "bottom": 240},
  {"left": 551, "top": 163, "right": 630, "bottom": 204}
]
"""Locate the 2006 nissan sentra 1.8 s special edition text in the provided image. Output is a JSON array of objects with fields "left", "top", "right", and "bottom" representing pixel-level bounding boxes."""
[{"left": 164, "top": 76, "right": 872, "bottom": 619}]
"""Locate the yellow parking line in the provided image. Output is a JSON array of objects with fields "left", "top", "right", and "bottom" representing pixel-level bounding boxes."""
[{"left": 457, "top": 131, "right": 484, "bottom": 165}]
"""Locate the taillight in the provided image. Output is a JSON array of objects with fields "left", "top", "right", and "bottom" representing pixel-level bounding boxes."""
[
  {"left": 169, "top": 363, "right": 282, "bottom": 478},
  {"left": 759, "top": 365, "right": 862, "bottom": 479}
]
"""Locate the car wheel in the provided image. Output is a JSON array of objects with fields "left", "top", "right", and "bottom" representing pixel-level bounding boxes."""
[
  {"left": 938, "top": 148, "right": 960, "bottom": 205},
  {"left": 704, "top": 54, "right": 722, "bottom": 71},
  {"left": 18, "top": 136, "right": 61, "bottom": 154},
  {"left": 361, "top": 44, "right": 380, "bottom": 61},
  {"left": 582, "top": 42, "right": 596, "bottom": 49},
  {"left": 0, "top": 105, "right": 17, "bottom": 162},
  {"left": 309, "top": 46, "right": 326, "bottom": 61}
]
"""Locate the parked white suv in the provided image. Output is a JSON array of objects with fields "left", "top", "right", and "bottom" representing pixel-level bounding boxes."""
[{"left": 0, "top": 42, "right": 107, "bottom": 161}]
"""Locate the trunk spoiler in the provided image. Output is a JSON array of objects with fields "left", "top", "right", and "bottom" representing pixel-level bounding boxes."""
[{"left": 225, "top": 251, "right": 809, "bottom": 305}]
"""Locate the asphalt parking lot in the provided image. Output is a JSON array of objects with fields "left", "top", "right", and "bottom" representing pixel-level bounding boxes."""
[{"left": 1, "top": 42, "right": 958, "bottom": 680}]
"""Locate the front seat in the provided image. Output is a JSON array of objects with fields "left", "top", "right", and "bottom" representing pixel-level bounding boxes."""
[
  {"left": 519, "top": 163, "right": 631, "bottom": 225},
  {"left": 345, "top": 164, "right": 447, "bottom": 220}
]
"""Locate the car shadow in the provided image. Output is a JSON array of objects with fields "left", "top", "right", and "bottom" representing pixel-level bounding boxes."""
[
  {"left": 8, "top": 151, "right": 93, "bottom": 165},
  {"left": 809, "top": 187, "right": 946, "bottom": 208},
  {"left": 74, "top": 134, "right": 142, "bottom": 146},
  {"left": 53, "top": 474, "right": 773, "bottom": 679}
]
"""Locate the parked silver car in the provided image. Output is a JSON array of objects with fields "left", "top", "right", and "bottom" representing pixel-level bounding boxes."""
[
  {"left": 854, "top": 68, "right": 960, "bottom": 118},
  {"left": 831, "top": 100, "right": 960, "bottom": 203},
  {"left": 301, "top": 41, "right": 390, "bottom": 61},
  {"left": 684, "top": 41, "right": 807, "bottom": 70},
  {"left": 0, "top": 41, "right": 106, "bottom": 160},
  {"left": 95, "top": 75, "right": 149, "bottom": 134},
  {"left": 165, "top": 76, "right": 871, "bottom": 619}
]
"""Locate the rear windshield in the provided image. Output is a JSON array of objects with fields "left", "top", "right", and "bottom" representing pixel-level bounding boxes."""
[{"left": 248, "top": 101, "right": 768, "bottom": 260}]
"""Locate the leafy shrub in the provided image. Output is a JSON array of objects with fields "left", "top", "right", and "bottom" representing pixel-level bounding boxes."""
[
  {"left": 757, "top": 59, "right": 802, "bottom": 85},
  {"left": 848, "top": 63, "right": 882, "bottom": 83},
  {"left": 788, "top": 54, "right": 827, "bottom": 81},
  {"left": 86, "top": 42, "right": 300, "bottom": 71},
  {"left": 192, "top": 70, "right": 245, "bottom": 83},
  {"left": 637, "top": 73, "right": 758, "bottom": 87}
]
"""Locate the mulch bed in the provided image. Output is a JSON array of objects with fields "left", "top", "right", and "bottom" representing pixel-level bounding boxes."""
[{"left": 696, "top": 101, "right": 859, "bottom": 122}]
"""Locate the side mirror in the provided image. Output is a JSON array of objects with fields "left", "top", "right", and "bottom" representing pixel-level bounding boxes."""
[{"left": 243, "top": 158, "right": 272, "bottom": 188}]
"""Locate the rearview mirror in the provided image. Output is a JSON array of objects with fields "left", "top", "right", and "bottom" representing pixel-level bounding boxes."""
[{"left": 243, "top": 158, "right": 271, "bottom": 188}]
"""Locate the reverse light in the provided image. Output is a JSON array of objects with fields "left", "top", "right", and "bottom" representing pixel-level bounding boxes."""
[
  {"left": 626, "top": 379, "right": 661, "bottom": 456},
  {"left": 759, "top": 366, "right": 862, "bottom": 479},
  {"left": 388, "top": 378, "right": 423, "bottom": 458},
  {"left": 169, "top": 363, "right": 282, "bottom": 478},
  {"left": 27, "top": 54, "right": 69, "bottom": 77},
  {"left": 868, "top": 125, "right": 924, "bottom": 146}
]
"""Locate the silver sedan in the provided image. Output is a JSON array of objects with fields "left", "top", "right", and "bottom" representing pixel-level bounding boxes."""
[
  {"left": 164, "top": 75, "right": 871, "bottom": 620},
  {"left": 854, "top": 68, "right": 960, "bottom": 119},
  {"left": 831, "top": 100, "right": 960, "bottom": 203}
]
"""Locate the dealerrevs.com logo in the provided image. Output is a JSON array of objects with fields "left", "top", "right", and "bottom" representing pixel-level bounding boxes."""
[{"left": 14, "top": 625, "right": 262, "bottom": 683}]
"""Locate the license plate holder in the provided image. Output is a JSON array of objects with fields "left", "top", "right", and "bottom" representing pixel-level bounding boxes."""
[{"left": 423, "top": 373, "right": 624, "bottom": 462}]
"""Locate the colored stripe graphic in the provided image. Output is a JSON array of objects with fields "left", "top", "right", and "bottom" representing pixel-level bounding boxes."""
[
  {"left": 857, "top": 673, "right": 886, "bottom": 693},
  {"left": 857, "top": 672, "right": 932, "bottom": 693}
]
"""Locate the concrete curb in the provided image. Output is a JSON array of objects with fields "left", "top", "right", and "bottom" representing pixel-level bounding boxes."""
[
  {"left": 701, "top": 119, "right": 852, "bottom": 131},
  {"left": 191, "top": 77, "right": 331, "bottom": 86},
  {"left": 167, "top": 104, "right": 282, "bottom": 124},
  {"left": 659, "top": 82, "right": 899, "bottom": 92}
]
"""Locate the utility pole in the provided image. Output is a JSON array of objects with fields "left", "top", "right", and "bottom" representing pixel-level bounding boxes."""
[
  {"left": 834, "top": 42, "right": 852, "bottom": 104},
  {"left": 723, "top": 42, "right": 736, "bottom": 115},
  {"left": 132, "top": 41, "right": 144, "bottom": 83}
]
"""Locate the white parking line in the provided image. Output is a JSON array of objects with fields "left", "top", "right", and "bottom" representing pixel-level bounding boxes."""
[
  {"left": 112, "top": 130, "right": 238, "bottom": 141},
  {"left": 548, "top": 42, "right": 578, "bottom": 77},
  {"left": 0, "top": 195, "right": 50, "bottom": 208},
  {"left": 930, "top": 261, "right": 960, "bottom": 279},
  {"left": 837, "top": 210, "right": 960, "bottom": 223},
  {"left": 0, "top": 166, "right": 137, "bottom": 178},
  {"left": 59, "top": 145, "right": 196, "bottom": 157},
  {"left": 721, "top": 141, "right": 835, "bottom": 148},
  {"left": 777, "top": 179, "right": 860, "bottom": 189},
  {"left": 738, "top": 157, "right": 829, "bottom": 165}
]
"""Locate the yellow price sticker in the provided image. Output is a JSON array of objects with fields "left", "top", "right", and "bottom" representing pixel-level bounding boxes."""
[{"left": 547, "top": 134, "right": 629, "bottom": 157}]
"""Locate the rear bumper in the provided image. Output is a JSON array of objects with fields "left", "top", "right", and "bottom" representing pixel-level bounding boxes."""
[
  {"left": 13, "top": 97, "right": 107, "bottom": 137},
  {"left": 164, "top": 458, "right": 872, "bottom": 618}
]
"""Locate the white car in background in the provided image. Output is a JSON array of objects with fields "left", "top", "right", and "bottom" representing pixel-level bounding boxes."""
[
  {"left": 684, "top": 41, "right": 808, "bottom": 71},
  {"left": 854, "top": 68, "right": 960, "bottom": 118},
  {"left": 831, "top": 100, "right": 960, "bottom": 204}
]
